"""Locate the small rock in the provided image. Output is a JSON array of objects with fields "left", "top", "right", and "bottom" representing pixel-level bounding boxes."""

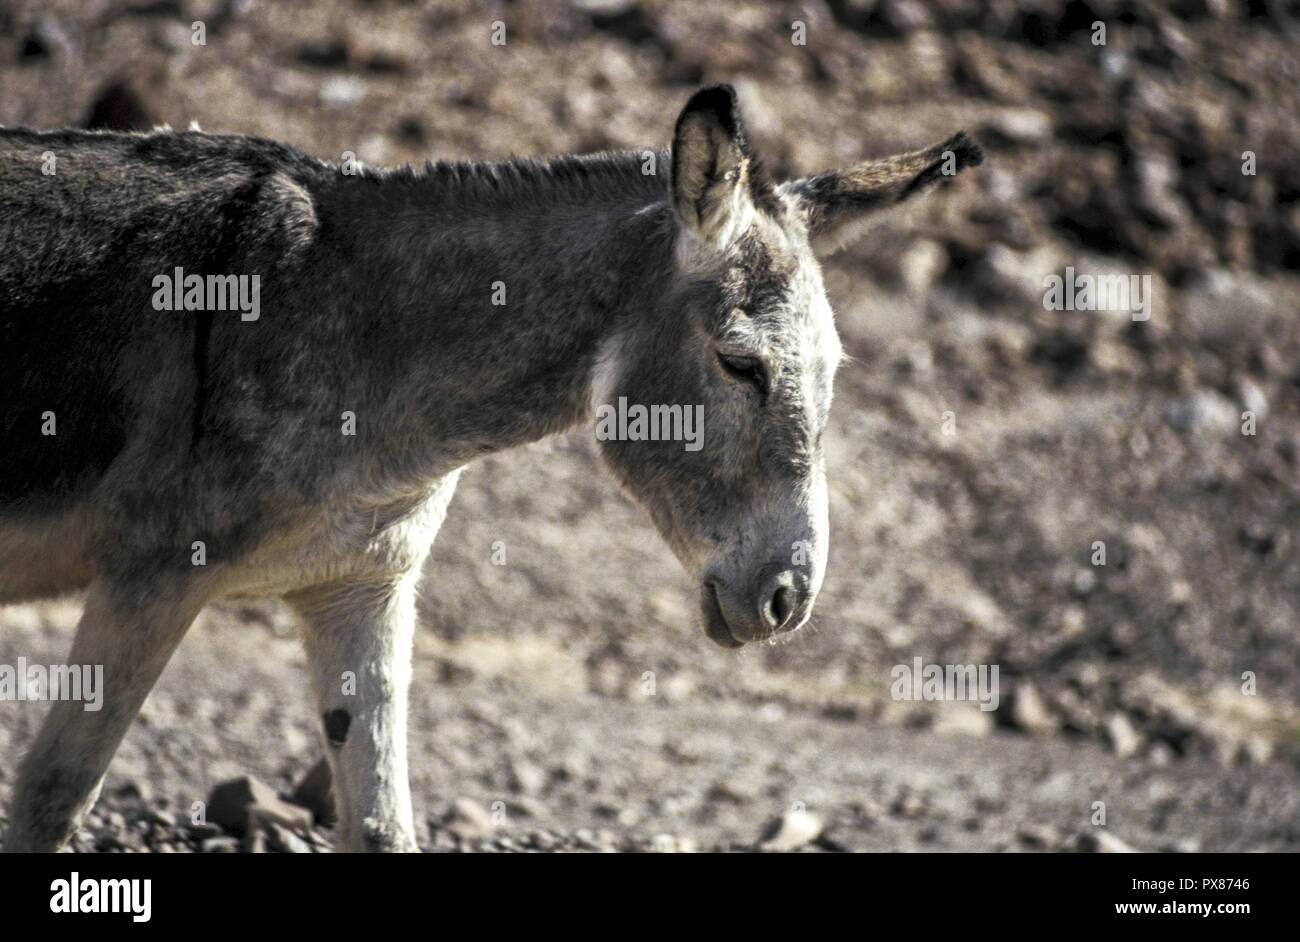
[
  {"left": 1148, "top": 742, "right": 1175, "bottom": 767},
  {"left": 758, "top": 807, "right": 824, "bottom": 851},
  {"left": 247, "top": 800, "right": 313, "bottom": 835},
  {"left": 295, "top": 39, "right": 349, "bottom": 69},
  {"left": 1238, "top": 378, "right": 1268, "bottom": 419},
  {"left": 319, "top": 76, "right": 364, "bottom": 108},
  {"left": 592, "top": 802, "right": 621, "bottom": 820},
  {"left": 186, "top": 821, "right": 222, "bottom": 840},
  {"left": 706, "top": 778, "right": 754, "bottom": 804},
  {"left": 441, "top": 798, "right": 494, "bottom": 841},
  {"left": 112, "top": 780, "right": 151, "bottom": 805},
  {"left": 572, "top": 0, "right": 638, "bottom": 15},
  {"left": 900, "top": 238, "right": 947, "bottom": 296},
  {"left": 985, "top": 107, "right": 1052, "bottom": 144},
  {"left": 894, "top": 792, "right": 926, "bottom": 819},
  {"left": 207, "top": 776, "right": 278, "bottom": 835},
  {"left": 1106, "top": 713, "right": 1143, "bottom": 759},
  {"left": 1011, "top": 682, "right": 1059, "bottom": 735},
  {"left": 1077, "top": 830, "right": 1138, "bottom": 853},
  {"left": 1017, "top": 825, "right": 1058, "bottom": 849},
  {"left": 291, "top": 758, "right": 336, "bottom": 827},
  {"left": 1238, "top": 523, "right": 1275, "bottom": 556},
  {"left": 201, "top": 836, "right": 240, "bottom": 854},
  {"left": 933, "top": 705, "right": 995, "bottom": 738},
  {"left": 650, "top": 833, "right": 681, "bottom": 853},
  {"left": 508, "top": 759, "right": 548, "bottom": 797},
  {"left": 511, "top": 795, "right": 547, "bottom": 820},
  {"left": 268, "top": 823, "right": 314, "bottom": 854},
  {"left": 208, "top": 776, "right": 312, "bottom": 837},
  {"left": 92, "top": 826, "right": 122, "bottom": 851},
  {"left": 1165, "top": 389, "right": 1239, "bottom": 436},
  {"left": 882, "top": 0, "right": 934, "bottom": 31}
]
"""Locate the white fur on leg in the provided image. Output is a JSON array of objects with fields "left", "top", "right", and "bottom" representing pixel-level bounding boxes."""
[{"left": 290, "top": 574, "right": 420, "bottom": 853}]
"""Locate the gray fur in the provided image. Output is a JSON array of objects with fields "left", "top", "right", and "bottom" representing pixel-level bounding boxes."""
[{"left": 0, "top": 85, "right": 981, "bottom": 851}]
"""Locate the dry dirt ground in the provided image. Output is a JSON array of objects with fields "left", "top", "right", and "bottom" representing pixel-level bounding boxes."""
[{"left": 1, "top": 0, "right": 1298, "bottom": 852}]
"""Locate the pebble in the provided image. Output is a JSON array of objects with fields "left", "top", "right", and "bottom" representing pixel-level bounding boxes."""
[
  {"left": 186, "top": 822, "right": 222, "bottom": 840},
  {"left": 268, "top": 823, "right": 314, "bottom": 854},
  {"left": 208, "top": 775, "right": 313, "bottom": 836},
  {"left": 291, "top": 758, "right": 336, "bottom": 827},
  {"left": 1165, "top": 389, "right": 1240, "bottom": 436},
  {"left": 1011, "top": 682, "right": 1059, "bottom": 735},
  {"left": 758, "top": 807, "right": 824, "bottom": 851},
  {"left": 441, "top": 797, "right": 494, "bottom": 841},
  {"left": 201, "top": 835, "right": 241, "bottom": 854},
  {"left": 1107, "top": 713, "right": 1143, "bottom": 759},
  {"left": 1077, "top": 830, "right": 1138, "bottom": 853},
  {"left": 508, "top": 759, "right": 548, "bottom": 797}
]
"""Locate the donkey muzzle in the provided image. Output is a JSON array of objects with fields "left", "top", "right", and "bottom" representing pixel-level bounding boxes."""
[{"left": 702, "top": 569, "right": 813, "bottom": 647}]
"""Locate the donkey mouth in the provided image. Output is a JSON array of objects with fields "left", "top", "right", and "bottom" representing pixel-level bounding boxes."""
[{"left": 702, "top": 580, "right": 745, "bottom": 649}]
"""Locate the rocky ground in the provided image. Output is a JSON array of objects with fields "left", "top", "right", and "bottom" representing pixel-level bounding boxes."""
[{"left": 1, "top": 0, "right": 1298, "bottom": 852}]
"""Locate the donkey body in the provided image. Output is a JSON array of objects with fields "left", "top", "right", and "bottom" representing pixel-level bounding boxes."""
[{"left": 0, "top": 86, "right": 980, "bottom": 851}]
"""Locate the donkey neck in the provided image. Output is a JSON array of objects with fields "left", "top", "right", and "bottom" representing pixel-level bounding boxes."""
[{"left": 312, "top": 151, "right": 676, "bottom": 484}]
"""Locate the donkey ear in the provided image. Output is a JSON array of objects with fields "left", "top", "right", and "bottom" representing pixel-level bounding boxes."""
[
  {"left": 670, "top": 84, "right": 762, "bottom": 248},
  {"left": 779, "top": 131, "right": 984, "bottom": 256}
]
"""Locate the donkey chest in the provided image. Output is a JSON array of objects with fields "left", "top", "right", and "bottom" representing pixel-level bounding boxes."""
[{"left": 218, "top": 474, "right": 462, "bottom": 599}]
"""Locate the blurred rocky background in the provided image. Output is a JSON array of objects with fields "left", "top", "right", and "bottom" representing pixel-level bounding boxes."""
[{"left": 1, "top": 0, "right": 1298, "bottom": 852}]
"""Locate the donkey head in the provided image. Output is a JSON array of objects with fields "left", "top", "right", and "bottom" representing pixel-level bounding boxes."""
[{"left": 594, "top": 85, "right": 982, "bottom": 647}]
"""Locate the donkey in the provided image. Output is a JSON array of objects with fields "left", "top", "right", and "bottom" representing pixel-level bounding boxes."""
[{"left": 0, "top": 85, "right": 981, "bottom": 852}]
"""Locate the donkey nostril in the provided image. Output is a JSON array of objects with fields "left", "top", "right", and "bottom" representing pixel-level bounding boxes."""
[
  {"left": 772, "top": 586, "right": 794, "bottom": 628},
  {"left": 758, "top": 571, "right": 809, "bottom": 634}
]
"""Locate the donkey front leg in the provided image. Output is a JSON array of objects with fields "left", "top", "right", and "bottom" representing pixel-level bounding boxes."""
[
  {"left": 287, "top": 575, "right": 421, "bottom": 852},
  {"left": 4, "top": 575, "right": 211, "bottom": 852}
]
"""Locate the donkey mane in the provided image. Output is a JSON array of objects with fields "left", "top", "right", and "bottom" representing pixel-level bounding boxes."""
[
  {"left": 0, "top": 124, "right": 677, "bottom": 214},
  {"left": 362, "top": 148, "right": 675, "bottom": 210}
]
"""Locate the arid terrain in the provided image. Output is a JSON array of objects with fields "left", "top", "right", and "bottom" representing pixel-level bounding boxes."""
[{"left": 1, "top": 0, "right": 1298, "bottom": 852}]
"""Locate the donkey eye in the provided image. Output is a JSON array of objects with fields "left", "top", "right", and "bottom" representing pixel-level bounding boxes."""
[{"left": 717, "top": 353, "right": 767, "bottom": 395}]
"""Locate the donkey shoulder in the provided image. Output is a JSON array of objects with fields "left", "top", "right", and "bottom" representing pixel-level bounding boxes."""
[{"left": 0, "top": 127, "right": 324, "bottom": 274}]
